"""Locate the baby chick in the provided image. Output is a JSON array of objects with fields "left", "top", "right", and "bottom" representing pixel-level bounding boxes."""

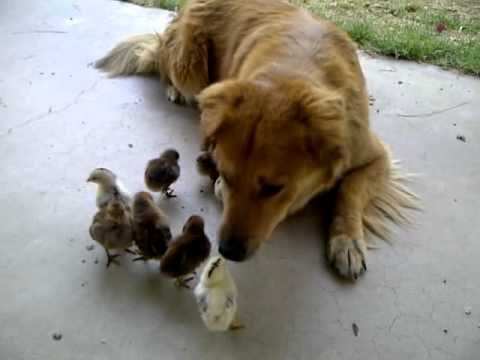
[
  {"left": 194, "top": 256, "right": 243, "bottom": 331},
  {"left": 87, "top": 168, "right": 131, "bottom": 209},
  {"left": 144, "top": 149, "right": 180, "bottom": 198},
  {"left": 196, "top": 152, "right": 219, "bottom": 182},
  {"left": 132, "top": 191, "right": 172, "bottom": 262},
  {"left": 89, "top": 198, "right": 134, "bottom": 267},
  {"left": 160, "top": 215, "right": 211, "bottom": 288}
]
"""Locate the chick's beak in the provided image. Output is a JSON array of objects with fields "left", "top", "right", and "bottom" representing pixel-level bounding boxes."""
[{"left": 86, "top": 176, "right": 93, "bottom": 182}]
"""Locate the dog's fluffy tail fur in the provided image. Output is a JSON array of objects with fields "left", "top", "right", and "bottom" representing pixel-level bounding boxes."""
[
  {"left": 363, "top": 160, "right": 420, "bottom": 245},
  {"left": 95, "top": 33, "right": 163, "bottom": 77}
]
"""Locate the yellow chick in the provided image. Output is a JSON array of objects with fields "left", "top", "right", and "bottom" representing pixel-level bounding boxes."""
[
  {"left": 194, "top": 256, "right": 243, "bottom": 331},
  {"left": 87, "top": 168, "right": 131, "bottom": 209}
]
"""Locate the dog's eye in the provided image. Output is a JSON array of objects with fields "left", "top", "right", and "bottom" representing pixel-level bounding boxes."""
[{"left": 259, "top": 182, "right": 284, "bottom": 198}]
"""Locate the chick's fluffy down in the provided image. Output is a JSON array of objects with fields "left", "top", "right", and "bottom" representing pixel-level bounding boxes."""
[
  {"left": 160, "top": 215, "right": 211, "bottom": 278},
  {"left": 194, "top": 256, "right": 238, "bottom": 331},
  {"left": 194, "top": 286, "right": 237, "bottom": 331}
]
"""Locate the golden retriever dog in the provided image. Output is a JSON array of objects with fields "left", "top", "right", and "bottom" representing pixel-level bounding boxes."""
[{"left": 96, "top": 0, "right": 417, "bottom": 279}]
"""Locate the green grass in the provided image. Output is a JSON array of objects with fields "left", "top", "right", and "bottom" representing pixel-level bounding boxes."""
[
  {"left": 125, "top": 0, "right": 480, "bottom": 75},
  {"left": 340, "top": 19, "right": 480, "bottom": 75},
  {"left": 293, "top": 0, "right": 480, "bottom": 75},
  {"left": 124, "top": 0, "right": 186, "bottom": 11}
]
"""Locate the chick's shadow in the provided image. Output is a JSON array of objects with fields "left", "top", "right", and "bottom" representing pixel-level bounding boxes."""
[{"left": 95, "top": 257, "right": 199, "bottom": 325}]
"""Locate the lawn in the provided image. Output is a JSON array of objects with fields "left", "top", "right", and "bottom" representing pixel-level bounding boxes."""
[{"left": 125, "top": 0, "right": 480, "bottom": 76}]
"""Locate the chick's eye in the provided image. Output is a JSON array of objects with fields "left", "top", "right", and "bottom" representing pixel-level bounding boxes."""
[{"left": 259, "top": 183, "right": 284, "bottom": 198}]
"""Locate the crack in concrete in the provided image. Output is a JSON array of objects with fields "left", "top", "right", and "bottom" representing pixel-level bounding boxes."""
[
  {"left": 0, "top": 79, "right": 101, "bottom": 139},
  {"left": 373, "top": 262, "right": 454, "bottom": 359},
  {"left": 388, "top": 314, "right": 401, "bottom": 333},
  {"left": 397, "top": 102, "right": 469, "bottom": 118},
  {"left": 49, "top": 126, "right": 95, "bottom": 158},
  {"left": 11, "top": 30, "right": 69, "bottom": 35}
]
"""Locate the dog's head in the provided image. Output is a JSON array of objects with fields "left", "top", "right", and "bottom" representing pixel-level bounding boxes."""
[{"left": 198, "top": 78, "right": 349, "bottom": 261}]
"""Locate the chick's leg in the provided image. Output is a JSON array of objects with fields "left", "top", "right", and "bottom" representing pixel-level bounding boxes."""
[
  {"left": 174, "top": 274, "right": 196, "bottom": 289},
  {"left": 229, "top": 318, "right": 245, "bottom": 331},
  {"left": 104, "top": 248, "right": 120, "bottom": 268},
  {"left": 132, "top": 256, "right": 147, "bottom": 262},
  {"left": 164, "top": 188, "right": 177, "bottom": 198},
  {"left": 124, "top": 248, "right": 136, "bottom": 255}
]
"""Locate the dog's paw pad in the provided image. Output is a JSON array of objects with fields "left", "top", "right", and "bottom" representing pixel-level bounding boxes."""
[
  {"left": 166, "top": 86, "right": 185, "bottom": 104},
  {"left": 328, "top": 235, "right": 367, "bottom": 280}
]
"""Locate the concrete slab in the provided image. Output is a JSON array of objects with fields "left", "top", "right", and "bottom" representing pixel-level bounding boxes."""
[{"left": 1, "top": 0, "right": 479, "bottom": 359}]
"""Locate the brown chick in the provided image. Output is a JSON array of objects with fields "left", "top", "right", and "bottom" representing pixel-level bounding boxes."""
[
  {"left": 132, "top": 191, "right": 172, "bottom": 262},
  {"left": 89, "top": 198, "right": 134, "bottom": 267},
  {"left": 196, "top": 152, "right": 219, "bottom": 181},
  {"left": 160, "top": 215, "right": 211, "bottom": 288},
  {"left": 145, "top": 149, "right": 180, "bottom": 198}
]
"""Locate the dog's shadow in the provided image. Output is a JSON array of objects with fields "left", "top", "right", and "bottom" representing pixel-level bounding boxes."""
[{"left": 267, "top": 188, "right": 359, "bottom": 286}]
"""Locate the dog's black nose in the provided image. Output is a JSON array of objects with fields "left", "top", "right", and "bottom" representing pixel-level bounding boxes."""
[{"left": 219, "top": 235, "right": 248, "bottom": 262}]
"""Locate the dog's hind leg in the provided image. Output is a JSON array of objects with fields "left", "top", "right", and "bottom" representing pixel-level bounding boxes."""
[
  {"left": 162, "top": 12, "right": 210, "bottom": 105},
  {"left": 95, "top": 2, "right": 210, "bottom": 106}
]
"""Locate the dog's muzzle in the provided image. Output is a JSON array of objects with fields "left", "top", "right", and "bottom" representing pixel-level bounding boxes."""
[{"left": 218, "top": 234, "right": 249, "bottom": 262}]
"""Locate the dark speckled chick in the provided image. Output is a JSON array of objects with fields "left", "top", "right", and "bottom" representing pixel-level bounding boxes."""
[
  {"left": 144, "top": 149, "right": 180, "bottom": 198},
  {"left": 160, "top": 215, "right": 211, "bottom": 288},
  {"left": 196, "top": 152, "right": 219, "bottom": 181},
  {"left": 132, "top": 191, "right": 172, "bottom": 262}
]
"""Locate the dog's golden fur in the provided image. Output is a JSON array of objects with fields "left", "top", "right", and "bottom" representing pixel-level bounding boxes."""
[{"left": 96, "top": 0, "right": 418, "bottom": 279}]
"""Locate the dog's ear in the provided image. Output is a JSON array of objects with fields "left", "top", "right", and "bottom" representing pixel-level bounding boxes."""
[
  {"left": 197, "top": 80, "right": 251, "bottom": 150},
  {"left": 296, "top": 86, "right": 349, "bottom": 181}
]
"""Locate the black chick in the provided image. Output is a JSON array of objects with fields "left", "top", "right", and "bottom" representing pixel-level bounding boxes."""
[
  {"left": 145, "top": 149, "right": 180, "bottom": 198},
  {"left": 196, "top": 152, "right": 219, "bottom": 181},
  {"left": 132, "top": 191, "right": 172, "bottom": 262},
  {"left": 160, "top": 215, "right": 211, "bottom": 288}
]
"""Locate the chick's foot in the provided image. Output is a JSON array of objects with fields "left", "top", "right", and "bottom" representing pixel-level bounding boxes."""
[{"left": 174, "top": 275, "right": 195, "bottom": 289}]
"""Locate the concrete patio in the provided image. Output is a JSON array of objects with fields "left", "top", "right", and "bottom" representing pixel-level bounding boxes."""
[{"left": 1, "top": 0, "right": 479, "bottom": 359}]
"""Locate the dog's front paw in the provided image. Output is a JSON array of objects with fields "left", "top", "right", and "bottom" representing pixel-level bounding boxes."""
[
  {"left": 166, "top": 85, "right": 185, "bottom": 104},
  {"left": 328, "top": 235, "right": 367, "bottom": 280}
]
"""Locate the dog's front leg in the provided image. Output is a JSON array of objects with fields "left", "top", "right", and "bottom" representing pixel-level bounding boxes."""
[{"left": 328, "top": 154, "right": 389, "bottom": 280}]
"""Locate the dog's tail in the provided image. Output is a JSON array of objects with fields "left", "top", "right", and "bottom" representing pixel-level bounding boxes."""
[
  {"left": 363, "top": 159, "right": 420, "bottom": 245},
  {"left": 95, "top": 33, "right": 164, "bottom": 77}
]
